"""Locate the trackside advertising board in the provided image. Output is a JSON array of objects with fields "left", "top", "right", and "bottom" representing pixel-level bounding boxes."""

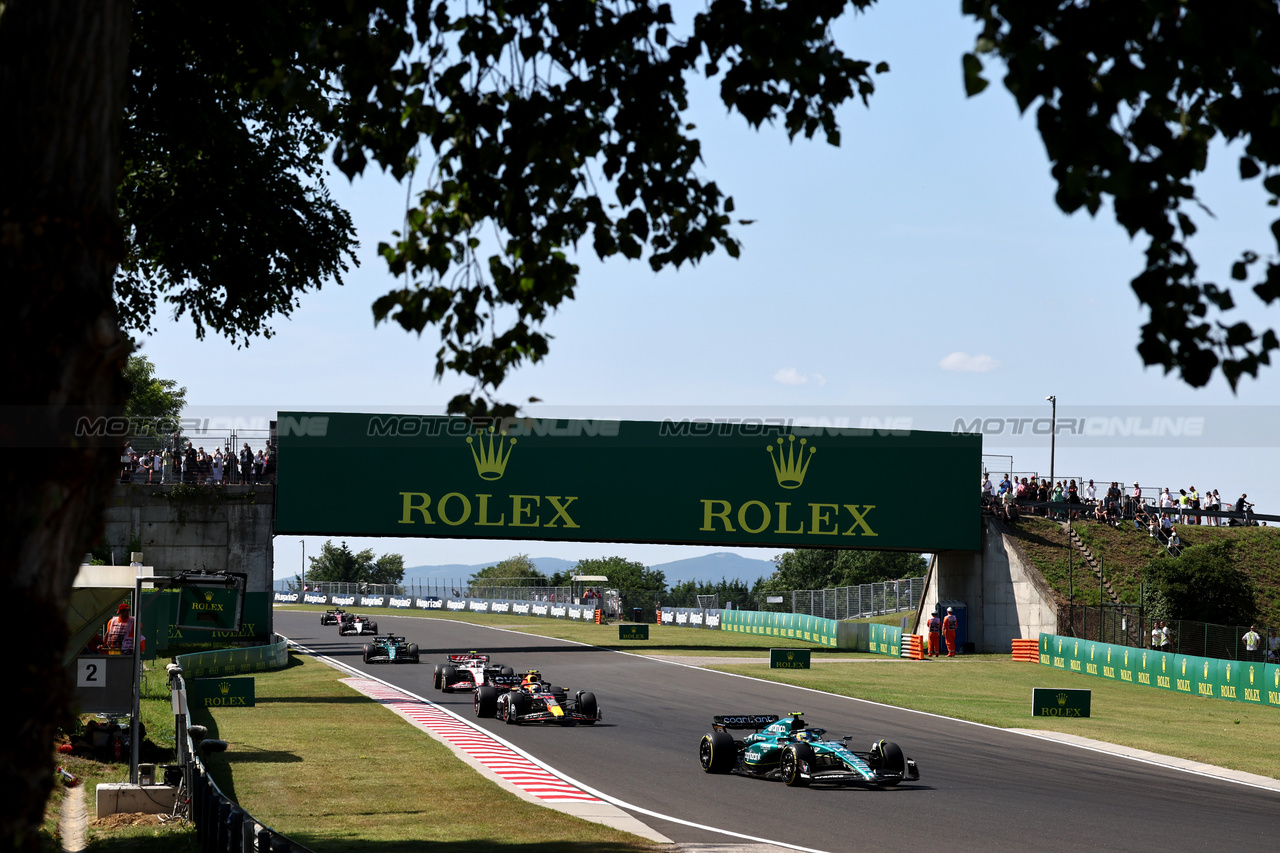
[
  {"left": 1039, "top": 634, "right": 1280, "bottom": 708},
  {"left": 275, "top": 413, "right": 980, "bottom": 551}
]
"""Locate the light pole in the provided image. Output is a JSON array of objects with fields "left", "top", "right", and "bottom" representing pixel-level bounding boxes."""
[
  {"left": 300, "top": 539, "right": 306, "bottom": 590},
  {"left": 1045, "top": 395, "right": 1057, "bottom": 488}
]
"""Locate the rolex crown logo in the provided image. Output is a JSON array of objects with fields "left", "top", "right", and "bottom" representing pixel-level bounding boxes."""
[
  {"left": 219, "top": 682, "right": 231, "bottom": 695},
  {"left": 787, "top": 652, "right": 794, "bottom": 661},
  {"left": 1056, "top": 693, "right": 1068, "bottom": 706},
  {"left": 204, "top": 591, "right": 214, "bottom": 602},
  {"left": 767, "top": 435, "right": 815, "bottom": 489},
  {"left": 467, "top": 427, "right": 517, "bottom": 481}
]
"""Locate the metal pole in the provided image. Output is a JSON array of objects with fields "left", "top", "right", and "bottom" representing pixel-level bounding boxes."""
[
  {"left": 1046, "top": 395, "right": 1057, "bottom": 489},
  {"left": 300, "top": 539, "right": 306, "bottom": 588},
  {"left": 130, "top": 575, "right": 142, "bottom": 784}
]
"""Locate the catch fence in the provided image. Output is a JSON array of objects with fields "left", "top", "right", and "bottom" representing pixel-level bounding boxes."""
[
  {"left": 789, "top": 577, "right": 925, "bottom": 620},
  {"left": 1058, "top": 605, "right": 1276, "bottom": 663}
]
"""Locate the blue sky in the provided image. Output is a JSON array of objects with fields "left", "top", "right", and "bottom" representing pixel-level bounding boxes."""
[{"left": 135, "top": 3, "right": 1279, "bottom": 578}]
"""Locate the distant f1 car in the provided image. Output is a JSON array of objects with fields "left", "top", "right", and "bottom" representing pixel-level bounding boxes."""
[
  {"left": 476, "top": 669, "right": 600, "bottom": 725},
  {"left": 337, "top": 613, "right": 380, "bottom": 635},
  {"left": 434, "top": 652, "right": 516, "bottom": 693},
  {"left": 699, "top": 712, "right": 919, "bottom": 787},
  {"left": 362, "top": 634, "right": 420, "bottom": 664},
  {"left": 320, "top": 608, "right": 346, "bottom": 626}
]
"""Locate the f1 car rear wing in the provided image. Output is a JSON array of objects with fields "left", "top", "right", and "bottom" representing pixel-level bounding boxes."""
[
  {"left": 712, "top": 714, "right": 780, "bottom": 732},
  {"left": 448, "top": 652, "right": 489, "bottom": 663}
]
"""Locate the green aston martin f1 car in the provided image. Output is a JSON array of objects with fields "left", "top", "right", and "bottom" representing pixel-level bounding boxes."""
[{"left": 699, "top": 712, "right": 919, "bottom": 787}]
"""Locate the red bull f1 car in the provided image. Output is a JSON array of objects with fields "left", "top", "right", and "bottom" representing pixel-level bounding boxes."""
[
  {"left": 362, "top": 634, "right": 420, "bottom": 664},
  {"left": 337, "top": 613, "right": 380, "bottom": 635},
  {"left": 699, "top": 712, "right": 919, "bottom": 787},
  {"left": 475, "top": 669, "right": 600, "bottom": 726},
  {"left": 433, "top": 652, "right": 515, "bottom": 693}
]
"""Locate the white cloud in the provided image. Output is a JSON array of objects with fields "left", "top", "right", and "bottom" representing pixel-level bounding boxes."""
[
  {"left": 773, "top": 368, "right": 827, "bottom": 386},
  {"left": 938, "top": 352, "right": 1001, "bottom": 373}
]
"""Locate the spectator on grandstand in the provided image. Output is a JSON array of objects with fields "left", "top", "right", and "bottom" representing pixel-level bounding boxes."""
[
  {"left": 1066, "top": 480, "right": 1080, "bottom": 519},
  {"left": 1051, "top": 481, "right": 1064, "bottom": 513},
  {"left": 1130, "top": 483, "right": 1144, "bottom": 517},
  {"left": 999, "top": 474, "right": 1012, "bottom": 497},
  {"left": 263, "top": 448, "right": 275, "bottom": 483},
  {"left": 1160, "top": 622, "right": 1171, "bottom": 651},
  {"left": 1150, "top": 622, "right": 1161, "bottom": 650},
  {"left": 254, "top": 450, "right": 265, "bottom": 483},
  {"left": 1268, "top": 629, "right": 1280, "bottom": 664},
  {"left": 1093, "top": 501, "right": 1108, "bottom": 523},
  {"left": 1106, "top": 482, "right": 1122, "bottom": 516},
  {"left": 161, "top": 446, "right": 173, "bottom": 483},
  {"left": 240, "top": 444, "right": 254, "bottom": 484},
  {"left": 1016, "top": 478, "right": 1028, "bottom": 499},
  {"left": 1234, "top": 494, "right": 1254, "bottom": 524},
  {"left": 1036, "top": 479, "right": 1050, "bottom": 516},
  {"left": 183, "top": 443, "right": 197, "bottom": 484},
  {"left": 1084, "top": 479, "right": 1097, "bottom": 504},
  {"left": 981, "top": 474, "right": 994, "bottom": 506},
  {"left": 211, "top": 448, "right": 223, "bottom": 484},
  {"left": 1189, "top": 486, "right": 1201, "bottom": 525},
  {"left": 1160, "top": 488, "right": 1174, "bottom": 515},
  {"left": 1000, "top": 488, "right": 1019, "bottom": 522},
  {"left": 1177, "top": 488, "right": 1190, "bottom": 523},
  {"left": 1167, "top": 527, "right": 1182, "bottom": 556}
]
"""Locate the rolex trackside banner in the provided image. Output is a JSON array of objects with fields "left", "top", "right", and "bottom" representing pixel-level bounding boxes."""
[{"left": 274, "top": 413, "right": 980, "bottom": 551}]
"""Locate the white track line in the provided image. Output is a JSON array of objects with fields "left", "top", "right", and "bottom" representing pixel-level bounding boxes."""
[{"left": 286, "top": 633, "right": 830, "bottom": 853}]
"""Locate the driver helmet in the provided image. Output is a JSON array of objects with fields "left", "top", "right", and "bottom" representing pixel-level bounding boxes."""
[
  {"left": 797, "top": 728, "right": 825, "bottom": 743},
  {"left": 523, "top": 670, "right": 541, "bottom": 686}
]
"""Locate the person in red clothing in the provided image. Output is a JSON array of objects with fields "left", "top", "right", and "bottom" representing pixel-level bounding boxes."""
[
  {"left": 943, "top": 607, "right": 958, "bottom": 657},
  {"left": 926, "top": 610, "right": 942, "bottom": 657},
  {"left": 104, "top": 602, "right": 134, "bottom": 652}
]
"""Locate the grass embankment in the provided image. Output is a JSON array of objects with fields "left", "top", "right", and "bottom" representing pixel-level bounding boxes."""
[
  {"left": 1005, "top": 517, "right": 1280, "bottom": 621},
  {"left": 192, "top": 652, "right": 658, "bottom": 853}
]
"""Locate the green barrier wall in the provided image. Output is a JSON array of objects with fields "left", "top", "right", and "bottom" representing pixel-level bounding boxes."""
[
  {"left": 1038, "top": 633, "right": 1280, "bottom": 708},
  {"left": 718, "top": 610, "right": 901, "bottom": 656},
  {"left": 176, "top": 634, "right": 290, "bottom": 679}
]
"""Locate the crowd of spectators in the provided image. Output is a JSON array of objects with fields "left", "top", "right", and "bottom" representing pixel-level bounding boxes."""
[
  {"left": 980, "top": 473, "right": 1261, "bottom": 556},
  {"left": 119, "top": 438, "right": 275, "bottom": 485}
]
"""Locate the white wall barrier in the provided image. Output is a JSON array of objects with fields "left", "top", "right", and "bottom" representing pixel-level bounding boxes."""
[{"left": 275, "top": 590, "right": 720, "bottom": 628}]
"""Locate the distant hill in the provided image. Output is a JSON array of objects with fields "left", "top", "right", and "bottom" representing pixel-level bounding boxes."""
[{"left": 398, "top": 552, "right": 776, "bottom": 586}]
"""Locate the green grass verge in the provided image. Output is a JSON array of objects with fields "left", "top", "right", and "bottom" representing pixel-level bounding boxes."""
[
  {"left": 192, "top": 652, "right": 659, "bottom": 853},
  {"left": 279, "top": 604, "right": 888, "bottom": 658},
  {"left": 705, "top": 656, "right": 1280, "bottom": 779}
]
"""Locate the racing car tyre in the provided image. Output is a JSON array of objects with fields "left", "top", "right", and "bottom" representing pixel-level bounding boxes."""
[
  {"left": 781, "top": 743, "right": 814, "bottom": 787},
  {"left": 407, "top": 643, "right": 419, "bottom": 663},
  {"left": 433, "top": 665, "right": 442, "bottom": 689},
  {"left": 872, "top": 740, "right": 906, "bottom": 786},
  {"left": 362, "top": 645, "right": 372, "bottom": 664},
  {"left": 440, "top": 665, "right": 457, "bottom": 692},
  {"left": 474, "top": 685, "right": 498, "bottom": 718},
  {"left": 699, "top": 731, "right": 736, "bottom": 774},
  {"left": 501, "top": 697, "right": 518, "bottom": 724},
  {"left": 576, "top": 691, "right": 598, "bottom": 724}
]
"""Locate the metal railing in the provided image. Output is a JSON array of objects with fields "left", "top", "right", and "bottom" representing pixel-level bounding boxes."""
[
  {"left": 789, "top": 577, "right": 924, "bottom": 620},
  {"left": 170, "top": 658, "right": 310, "bottom": 852}
]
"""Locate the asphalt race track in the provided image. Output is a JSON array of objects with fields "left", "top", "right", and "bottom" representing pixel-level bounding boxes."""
[{"left": 276, "top": 611, "right": 1276, "bottom": 851}]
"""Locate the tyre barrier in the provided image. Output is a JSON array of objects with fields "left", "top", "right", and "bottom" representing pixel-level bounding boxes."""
[
  {"left": 1011, "top": 639, "right": 1040, "bottom": 662},
  {"left": 901, "top": 635, "right": 924, "bottom": 660}
]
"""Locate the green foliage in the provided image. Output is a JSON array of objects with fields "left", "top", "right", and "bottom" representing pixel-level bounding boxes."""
[
  {"left": 666, "top": 576, "right": 754, "bottom": 609},
  {"left": 308, "top": 540, "right": 405, "bottom": 586},
  {"left": 759, "top": 549, "right": 927, "bottom": 592},
  {"left": 468, "top": 554, "right": 545, "bottom": 586},
  {"left": 117, "top": 1, "right": 357, "bottom": 345},
  {"left": 964, "top": 0, "right": 1280, "bottom": 389},
  {"left": 1144, "top": 541, "right": 1259, "bottom": 625},
  {"left": 570, "top": 556, "right": 665, "bottom": 591},
  {"left": 122, "top": 355, "right": 186, "bottom": 420}
]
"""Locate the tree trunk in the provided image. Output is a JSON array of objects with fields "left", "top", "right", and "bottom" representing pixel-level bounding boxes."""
[{"left": 0, "top": 2, "right": 131, "bottom": 848}]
